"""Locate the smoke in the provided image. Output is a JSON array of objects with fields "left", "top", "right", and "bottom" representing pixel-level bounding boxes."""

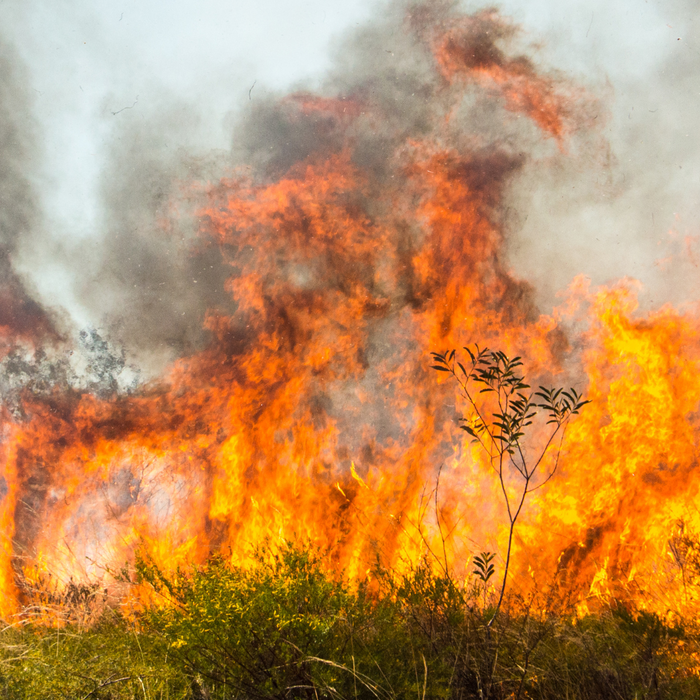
[
  {"left": 0, "top": 38, "right": 56, "bottom": 347},
  {"left": 75, "top": 97, "right": 234, "bottom": 371},
  {"left": 66, "top": 0, "right": 547, "bottom": 372},
  {"left": 0, "top": 0, "right": 698, "bottom": 370},
  {"left": 497, "top": 0, "right": 700, "bottom": 311}
]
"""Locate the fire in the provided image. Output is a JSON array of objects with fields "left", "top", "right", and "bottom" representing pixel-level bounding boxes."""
[
  {"left": 0, "top": 4, "right": 697, "bottom": 621},
  {"left": 524, "top": 281, "right": 700, "bottom": 614},
  {"left": 429, "top": 9, "right": 577, "bottom": 142}
]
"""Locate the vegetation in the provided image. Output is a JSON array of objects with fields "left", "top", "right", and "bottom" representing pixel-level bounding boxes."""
[
  {"left": 431, "top": 345, "right": 589, "bottom": 627},
  {"left": 0, "top": 608, "right": 189, "bottom": 699},
  {"left": 1, "top": 545, "right": 699, "bottom": 699}
]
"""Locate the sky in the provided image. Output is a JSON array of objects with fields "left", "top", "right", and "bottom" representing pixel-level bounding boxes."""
[{"left": 0, "top": 0, "right": 698, "bottom": 367}]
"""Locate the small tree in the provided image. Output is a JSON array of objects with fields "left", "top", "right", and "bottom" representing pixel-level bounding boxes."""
[{"left": 431, "top": 345, "right": 588, "bottom": 626}]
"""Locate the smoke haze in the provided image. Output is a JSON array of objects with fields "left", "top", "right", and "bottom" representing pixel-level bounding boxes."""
[
  {"left": 0, "top": 0, "right": 698, "bottom": 366},
  {"left": 0, "top": 38, "right": 56, "bottom": 346}
]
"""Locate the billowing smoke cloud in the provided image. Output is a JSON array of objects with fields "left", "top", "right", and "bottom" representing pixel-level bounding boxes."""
[
  {"left": 0, "top": 39, "right": 56, "bottom": 347},
  {"left": 76, "top": 98, "right": 234, "bottom": 370},
  {"left": 69, "top": 0, "right": 598, "bottom": 375},
  {"left": 500, "top": 0, "right": 700, "bottom": 311},
  {"left": 2, "top": 0, "right": 696, "bottom": 371}
]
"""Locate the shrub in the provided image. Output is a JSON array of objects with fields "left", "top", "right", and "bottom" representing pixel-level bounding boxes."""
[{"left": 134, "top": 543, "right": 474, "bottom": 699}]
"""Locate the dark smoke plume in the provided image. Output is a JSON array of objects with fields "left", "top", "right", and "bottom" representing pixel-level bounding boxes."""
[
  {"left": 68, "top": 0, "right": 596, "bottom": 378},
  {"left": 0, "top": 39, "right": 56, "bottom": 350}
]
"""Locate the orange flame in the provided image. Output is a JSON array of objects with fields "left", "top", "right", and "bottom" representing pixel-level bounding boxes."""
[{"left": 0, "top": 6, "right": 694, "bottom": 622}]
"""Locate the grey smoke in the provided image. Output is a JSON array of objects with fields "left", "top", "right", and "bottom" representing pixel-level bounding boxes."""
[
  {"left": 1, "top": 0, "right": 699, "bottom": 375},
  {"left": 0, "top": 39, "right": 55, "bottom": 342},
  {"left": 75, "top": 96, "right": 234, "bottom": 370},
  {"left": 497, "top": 0, "right": 700, "bottom": 311}
]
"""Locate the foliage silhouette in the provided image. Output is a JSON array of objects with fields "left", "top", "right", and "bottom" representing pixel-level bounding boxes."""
[{"left": 431, "top": 345, "right": 589, "bottom": 627}]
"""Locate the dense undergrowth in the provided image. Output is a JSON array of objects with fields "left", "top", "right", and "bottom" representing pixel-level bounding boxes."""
[{"left": 1, "top": 544, "right": 699, "bottom": 699}]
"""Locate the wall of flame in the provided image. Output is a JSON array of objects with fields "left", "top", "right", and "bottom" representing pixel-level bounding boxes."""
[{"left": 0, "top": 6, "right": 699, "bottom": 620}]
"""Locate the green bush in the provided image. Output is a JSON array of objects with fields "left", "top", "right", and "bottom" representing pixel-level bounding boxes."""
[
  {"left": 132, "top": 543, "right": 700, "bottom": 700},
  {"left": 526, "top": 607, "right": 700, "bottom": 700},
  {"left": 135, "top": 544, "right": 449, "bottom": 699},
  {"left": 2, "top": 543, "right": 699, "bottom": 699}
]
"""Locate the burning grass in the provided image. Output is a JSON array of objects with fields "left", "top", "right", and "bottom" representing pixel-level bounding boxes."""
[{"left": 1, "top": 541, "right": 699, "bottom": 699}]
